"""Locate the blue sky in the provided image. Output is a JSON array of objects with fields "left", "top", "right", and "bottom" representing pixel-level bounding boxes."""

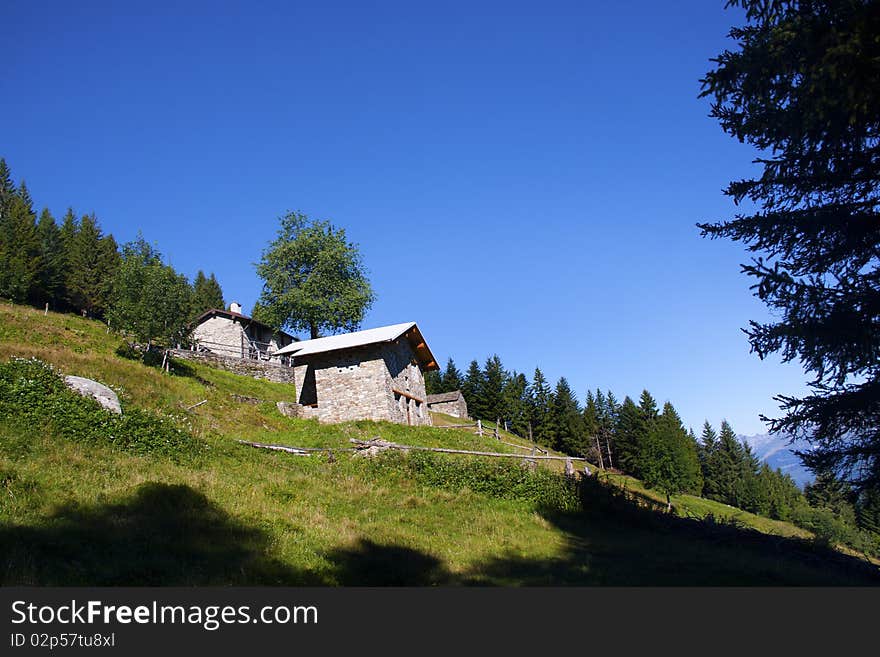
[{"left": 3, "top": 1, "right": 810, "bottom": 435}]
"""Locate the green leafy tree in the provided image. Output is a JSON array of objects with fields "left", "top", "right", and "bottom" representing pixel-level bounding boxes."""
[
  {"left": 699, "top": 0, "right": 880, "bottom": 496},
  {"left": 107, "top": 236, "right": 193, "bottom": 347},
  {"left": 255, "top": 211, "right": 375, "bottom": 339},
  {"left": 191, "top": 270, "right": 226, "bottom": 318}
]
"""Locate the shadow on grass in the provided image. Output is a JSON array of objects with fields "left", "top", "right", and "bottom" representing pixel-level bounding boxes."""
[
  {"left": 469, "top": 478, "right": 880, "bottom": 586},
  {"left": 327, "top": 540, "right": 453, "bottom": 586},
  {"left": 3, "top": 479, "right": 878, "bottom": 586},
  {"left": 0, "top": 482, "right": 321, "bottom": 585}
]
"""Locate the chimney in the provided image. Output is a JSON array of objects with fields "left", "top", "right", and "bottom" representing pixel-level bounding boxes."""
[{"left": 229, "top": 302, "right": 242, "bottom": 314}]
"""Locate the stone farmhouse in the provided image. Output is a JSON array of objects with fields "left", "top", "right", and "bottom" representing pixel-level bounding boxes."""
[
  {"left": 271, "top": 322, "right": 439, "bottom": 426},
  {"left": 426, "top": 390, "right": 468, "bottom": 419},
  {"left": 191, "top": 303, "right": 296, "bottom": 361}
]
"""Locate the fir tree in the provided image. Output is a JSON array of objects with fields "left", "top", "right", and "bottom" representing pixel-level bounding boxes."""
[
  {"left": 0, "top": 186, "right": 40, "bottom": 303},
  {"left": 698, "top": 421, "right": 722, "bottom": 501},
  {"left": 640, "top": 402, "right": 703, "bottom": 510},
  {"left": 65, "top": 213, "right": 120, "bottom": 317},
  {"left": 550, "top": 377, "right": 586, "bottom": 455},
  {"left": 0, "top": 158, "right": 16, "bottom": 218},
  {"left": 440, "top": 358, "right": 463, "bottom": 393},
  {"left": 715, "top": 420, "right": 745, "bottom": 508},
  {"left": 529, "top": 367, "right": 554, "bottom": 448},
  {"left": 191, "top": 270, "right": 226, "bottom": 318},
  {"left": 424, "top": 370, "right": 442, "bottom": 395},
  {"left": 699, "top": 0, "right": 880, "bottom": 496},
  {"left": 614, "top": 396, "right": 646, "bottom": 476},
  {"left": 462, "top": 360, "right": 486, "bottom": 421},
  {"left": 33, "top": 209, "right": 65, "bottom": 308},
  {"left": 482, "top": 355, "right": 508, "bottom": 423},
  {"left": 501, "top": 372, "right": 529, "bottom": 437}
]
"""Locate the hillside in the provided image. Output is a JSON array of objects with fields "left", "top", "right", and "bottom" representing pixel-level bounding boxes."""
[{"left": 1, "top": 302, "right": 878, "bottom": 585}]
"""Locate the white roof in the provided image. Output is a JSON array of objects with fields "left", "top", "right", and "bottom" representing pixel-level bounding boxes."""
[{"left": 273, "top": 322, "right": 418, "bottom": 358}]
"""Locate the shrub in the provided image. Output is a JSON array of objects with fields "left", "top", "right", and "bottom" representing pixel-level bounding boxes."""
[
  {"left": 364, "top": 451, "right": 581, "bottom": 512},
  {"left": 0, "top": 357, "right": 202, "bottom": 460}
]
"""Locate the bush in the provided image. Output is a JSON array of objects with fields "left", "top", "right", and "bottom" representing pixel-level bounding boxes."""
[
  {"left": 364, "top": 451, "right": 581, "bottom": 512},
  {"left": 0, "top": 357, "right": 202, "bottom": 460}
]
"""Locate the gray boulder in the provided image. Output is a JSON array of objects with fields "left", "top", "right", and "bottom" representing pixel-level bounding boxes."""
[{"left": 64, "top": 375, "right": 122, "bottom": 414}]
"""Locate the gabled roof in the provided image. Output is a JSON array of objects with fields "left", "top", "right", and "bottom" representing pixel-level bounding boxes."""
[
  {"left": 427, "top": 391, "right": 463, "bottom": 404},
  {"left": 192, "top": 308, "right": 296, "bottom": 341},
  {"left": 273, "top": 322, "right": 439, "bottom": 371}
]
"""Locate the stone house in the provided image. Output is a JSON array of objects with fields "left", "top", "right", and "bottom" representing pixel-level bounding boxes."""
[
  {"left": 191, "top": 302, "right": 296, "bottom": 361},
  {"left": 272, "top": 322, "right": 439, "bottom": 425},
  {"left": 426, "top": 390, "right": 469, "bottom": 419}
]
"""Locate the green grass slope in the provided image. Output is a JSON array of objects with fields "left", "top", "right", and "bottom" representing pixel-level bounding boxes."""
[{"left": 1, "top": 302, "right": 878, "bottom": 585}]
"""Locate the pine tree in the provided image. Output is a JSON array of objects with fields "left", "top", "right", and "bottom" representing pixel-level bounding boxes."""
[
  {"left": 482, "top": 355, "right": 508, "bottom": 423},
  {"left": 33, "top": 209, "right": 65, "bottom": 308},
  {"left": 698, "top": 421, "right": 722, "bottom": 501},
  {"left": 501, "top": 372, "right": 529, "bottom": 437},
  {"left": 424, "top": 370, "right": 442, "bottom": 395},
  {"left": 716, "top": 420, "right": 745, "bottom": 508},
  {"left": 0, "top": 184, "right": 40, "bottom": 303},
  {"left": 699, "top": 0, "right": 880, "bottom": 497},
  {"left": 529, "top": 367, "right": 554, "bottom": 448},
  {"left": 462, "top": 360, "right": 486, "bottom": 421},
  {"left": 440, "top": 358, "right": 463, "bottom": 393},
  {"left": 614, "top": 396, "right": 646, "bottom": 476},
  {"left": 0, "top": 159, "right": 16, "bottom": 218},
  {"left": 550, "top": 377, "right": 586, "bottom": 455},
  {"left": 65, "top": 213, "right": 120, "bottom": 318},
  {"left": 640, "top": 402, "right": 703, "bottom": 510},
  {"left": 583, "top": 391, "right": 601, "bottom": 465},
  {"left": 191, "top": 270, "right": 226, "bottom": 319},
  {"left": 638, "top": 389, "right": 658, "bottom": 423}
]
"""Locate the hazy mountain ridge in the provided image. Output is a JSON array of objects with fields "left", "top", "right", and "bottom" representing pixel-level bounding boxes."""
[{"left": 739, "top": 432, "right": 814, "bottom": 488}]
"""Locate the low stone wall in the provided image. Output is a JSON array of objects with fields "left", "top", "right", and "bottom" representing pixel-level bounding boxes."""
[
  {"left": 169, "top": 349, "right": 297, "bottom": 385},
  {"left": 428, "top": 399, "right": 468, "bottom": 419}
]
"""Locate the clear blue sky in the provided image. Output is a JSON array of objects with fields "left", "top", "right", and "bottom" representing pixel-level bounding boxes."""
[{"left": 3, "top": 0, "right": 810, "bottom": 435}]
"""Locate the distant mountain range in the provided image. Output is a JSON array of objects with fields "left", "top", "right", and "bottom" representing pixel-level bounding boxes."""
[{"left": 738, "top": 432, "right": 814, "bottom": 488}]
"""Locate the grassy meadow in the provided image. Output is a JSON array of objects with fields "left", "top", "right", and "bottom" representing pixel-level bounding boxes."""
[{"left": 1, "top": 302, "right": 878, "bottom": 586}]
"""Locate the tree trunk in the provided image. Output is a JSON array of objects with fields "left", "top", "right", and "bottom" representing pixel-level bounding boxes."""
[
  {"left": 666, "top": 494, "right": 672, "bottom": 513},
  {"left": 310, "top": 323, "right": 319, "bottom": 340}
]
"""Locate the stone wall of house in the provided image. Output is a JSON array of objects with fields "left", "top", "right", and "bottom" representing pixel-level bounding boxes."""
[
  {"left": 428, "top": 398, "right": 468, "bottom": 419},
  {"left": 192, "top": 316, "right": 246, "bottom": 358},
  {"left": 383, "top": 339, "right": 431, "bottom": 426},
  {"left": 169, "top": 349, "right": 297, "bottom": 385},
  {"left": 292, "top": 340, "right": 432, "bottom": 426}
]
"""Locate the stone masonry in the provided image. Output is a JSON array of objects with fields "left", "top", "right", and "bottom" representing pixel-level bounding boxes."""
[
  {"left": 426, "top": 391, "right": 468, "bottom": 419},
  {"left": 293, "top": 339, "right": 432, "bottom": 426},
  {"left": 169, "top": 349, "right": 297, "bottom": 384}
]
